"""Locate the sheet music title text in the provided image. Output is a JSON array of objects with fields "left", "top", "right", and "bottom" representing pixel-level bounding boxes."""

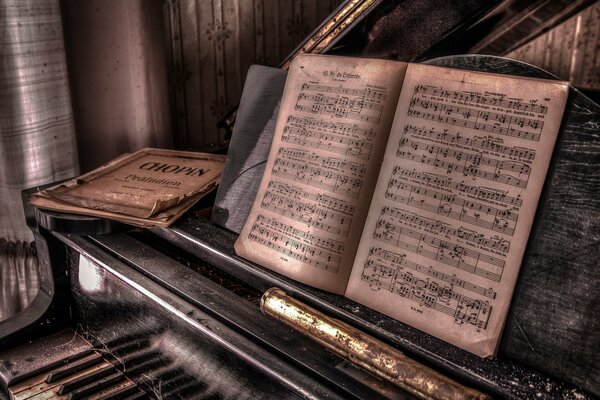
[{"left": 323, "top": 71, "right": 361, "bottom": 80}]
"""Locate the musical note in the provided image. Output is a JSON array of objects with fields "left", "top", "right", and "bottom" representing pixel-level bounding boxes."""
[
  {"left": 277, "top": 147, "right": 368, "bottom": 177},
  {"left": 282, "top": 125, "right": 374, "bottom": 160},
  {"left": 272, "top": 157, "right": 363, "bottom": 199},
  {"left": 390, "top": 166, "right": 522, "bottom": 208},
  {"left": 413, "top": 84, "right": 548, "bottom": 114},
  {"left": 267, "top": 181, "right": 356, "bottom": 216},
  {"left": 385, "top": 176, "right": 517, "bottom": 236},
  {"left": 249, "top": 215, "right": 341, "bottom": 273},
  {"left": 295, "top": 83, "right": 387, "bottom": 125},
  {"left": 260, "top": 190, "right": 352, "bottom": 237},
  {"left": 404, "top": 125, "right": 537, "bottom": 161},
  {"left": 396, "top": 135, "right": 530, "bottom": 188},
  {"left": 361, "top": 247, "right": 493, "bottom": 329},
  {"left": 372, "top": 210, "right": 504, "bottom": 282}
]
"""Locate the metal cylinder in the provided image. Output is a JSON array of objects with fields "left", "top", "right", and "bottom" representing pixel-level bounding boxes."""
[{"left": 261, "top": 288, "right": 492, "bottom": 400}]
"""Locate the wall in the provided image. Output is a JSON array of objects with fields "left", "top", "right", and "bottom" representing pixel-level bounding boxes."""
[{"left": 165, "top": 0, "right": 342, "bottom": 150}]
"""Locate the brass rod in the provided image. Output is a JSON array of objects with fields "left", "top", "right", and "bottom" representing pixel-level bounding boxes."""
[{"left": 260, "top": 288, "right": 492, "bottom": 400}]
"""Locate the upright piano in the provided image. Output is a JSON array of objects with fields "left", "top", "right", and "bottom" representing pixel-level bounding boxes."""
[{"left": 1, "top": 1, "right": 599, "bottom": 399}]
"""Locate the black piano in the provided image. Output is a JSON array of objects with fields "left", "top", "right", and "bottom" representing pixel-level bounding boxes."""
[{"left": 0, "top": 194, "right": 597, "bottom": 399}]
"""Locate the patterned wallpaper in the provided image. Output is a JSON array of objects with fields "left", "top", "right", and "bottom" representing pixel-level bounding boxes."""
[{"left": 164, "top": 0, "right": 342, "bottom": 150}]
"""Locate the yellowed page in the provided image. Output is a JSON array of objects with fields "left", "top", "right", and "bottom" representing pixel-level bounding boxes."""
[
  {"left": 235, "top": 54, "right": 407, "bottom": 294},
  {"left": 345, "top": 63, "right": 568, "bottom": 356}
]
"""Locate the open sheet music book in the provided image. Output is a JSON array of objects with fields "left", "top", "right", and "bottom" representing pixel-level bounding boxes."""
[{"left": 234, "top": 54, "right": 568, "bottom": 357}]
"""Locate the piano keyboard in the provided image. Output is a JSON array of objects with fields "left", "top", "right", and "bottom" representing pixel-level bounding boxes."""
[
  {"left": 7, "top": 329, "right": 225, "bottom": 400},
  {"left": 8, "top": 349, "right": 145, "bottom": 400}
]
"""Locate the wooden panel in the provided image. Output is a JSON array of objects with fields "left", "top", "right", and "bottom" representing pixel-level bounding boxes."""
[
  {"left": 165, "top": 0, "right": 342, "bottom": 150},
  {"left": 505, "top": 1, "right": 600, "bottom": 90}
]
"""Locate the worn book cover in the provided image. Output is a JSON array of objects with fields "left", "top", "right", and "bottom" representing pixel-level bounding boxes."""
[
  {"left": 30, "top": 148, "right": 225, "bottom": 227},
  {"left": 234, "top": 54, "right": 568, "bottom": 357}
]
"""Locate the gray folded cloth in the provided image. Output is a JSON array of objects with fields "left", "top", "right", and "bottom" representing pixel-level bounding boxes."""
[
  {"left": 0, "top": 239, "right": 39, "bottom": 321},
  {"left": 212, "top": 65, "right": 287, "bottom": 233}
]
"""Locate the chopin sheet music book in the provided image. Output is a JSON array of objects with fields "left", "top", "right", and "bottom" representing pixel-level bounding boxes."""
[
  {"left": 234, "top": 54, "right": 569, "bottom": 357},
  {"left": 30, "top": 148, "right": 225, "bottom": 228}
]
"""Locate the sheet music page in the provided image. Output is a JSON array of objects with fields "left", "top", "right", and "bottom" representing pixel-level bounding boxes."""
[
  {"left": 345, "top": 63, "right": 568, "bottom": 356},
  {"left": 235, "top": 55, "right": 407, "bottom": 294}
]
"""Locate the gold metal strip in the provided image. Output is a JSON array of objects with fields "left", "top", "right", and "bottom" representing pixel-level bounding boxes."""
[
  {"left": 260, "top": 288, "right": 492, "bottom": 400},
  {"left": 281, "top": 0, "right": 377, "bottom": 70}
]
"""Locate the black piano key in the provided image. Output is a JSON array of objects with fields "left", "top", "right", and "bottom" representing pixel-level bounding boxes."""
[
  {"left": 95, "top": 382, "right": 140, "bottom": 400},
  {"left": 122, "top": 356, "right": 170, "bottom": 377},
  {"left": 68, "top": 372, "right": 125, "bottom": 400},
  {"left": 117, "top": 350, "right": 163, "bottom": 370},
  {"left": 96, "top": 331, "right": 154, "bottom": 349},
  {"left": 58, "top": 364, "right": 115, "bottom": 394},
  {"left": 145, "top": 366, "right": 184, "bottom": 382},
  {"left": 161, "top": 380, "right": 207, "bottom": 400},
  {"left": 9, "top": 348, "right": 96, "bottom": 395},
  {"left": 200, "top": 394, "right": 223, "bottom": 400},
  {"left": 108, "top": 338, "right": 151, "bottom": 356},
  {"left": 155, "top": 374, "right": 191, "bottom": 390},
  {"left": 123, "top": 392, "right": 148, "bottom": 400},
  {"left": 46, "top": 353, "right": 104, "bottom": 383}
]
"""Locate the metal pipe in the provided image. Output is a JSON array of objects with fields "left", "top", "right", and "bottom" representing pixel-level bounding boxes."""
[{"left": 260, "top": 287, "right": 492, "bottom": 400}]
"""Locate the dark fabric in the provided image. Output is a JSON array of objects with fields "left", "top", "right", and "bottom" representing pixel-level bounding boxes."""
[
  {"left": 0, "top": 239, "right": 39, "bottom": 321},
  {"left": 501, "top": 90, "right": 600, "bottom": 396}
]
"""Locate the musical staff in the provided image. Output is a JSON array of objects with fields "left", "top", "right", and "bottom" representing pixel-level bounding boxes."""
[
  {"left": 407, "top": 85, "right": 546, "bottom": 143},
  {"left": 373, "top": 210, "right": 504, "bottom": 282},
  {"left": 246, "top": 75, "right": 388, "bottom": 274},
  {"left": 411, "top": 96, "right": 543, "bottom": 131},
  {"left": 297, "top": 92, "right": 383, "bottom": 112},
  {"left": 361, "top": 247, "right": 492, "bottom": 329},
  {"left": 295, "top": 104, "right": 381, "bottom": 124},
  {"left": 286, "top": 116, "right": 376, "bottom": 138},
  {"left": 397, "top": 135, "right": 531, "bottom": 188},
  {"left": 391, "top": 166, "right": 522, "bottom": 208},
  {"left": 267, "top": 181, "right": 356, "bottom": 216},
  {"left": 273, "top": 157, "right": 362, "bottom": 199},
  {"left": 414, "top": 84, "right": 548, "bottom": 114},
  {"left": 278, "top": 147, "right": 367, "bottom": 177},
  {"left": 295, "top": 83, "right": 386, "bottom": 125},
  {"left": 249, "top": 215, "right": 341, "bottom": 273},
  {"left": 407, "top": 108, "right": 541, "bottom": 141},
  {"left": 365, "top": 247, "right": 497, "bottom": 299},
  {"left": 282, "top": 126, "right": 374, "bottom": 160},
  {"left": 261, "top": 190, "right": 351, "bottom": 237},
  {"left": 404, "top": 125, "right": 537, "bottom": 161},
  {"left": 255, "top": 214, "right": 345, "bottom": 253},
  {"left": 379, "top": 206, "right": 511, "bottom": 253},
  {"left": 385, "top": 177, "right": 517, "bottom": 236}
]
